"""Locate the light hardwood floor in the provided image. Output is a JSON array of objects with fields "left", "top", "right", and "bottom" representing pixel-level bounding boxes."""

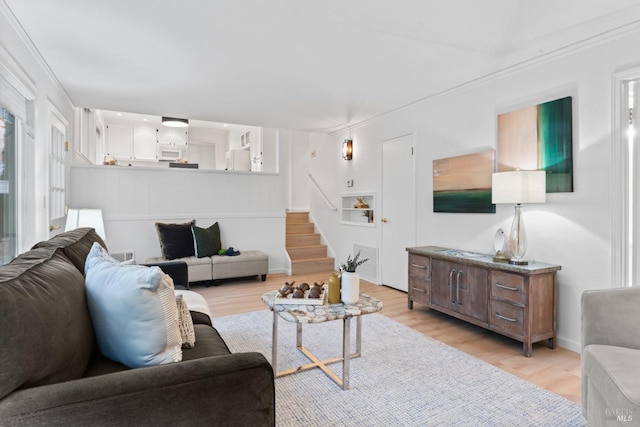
[{"left": 192, "top": 272, "right": 581, "bottom": 404}]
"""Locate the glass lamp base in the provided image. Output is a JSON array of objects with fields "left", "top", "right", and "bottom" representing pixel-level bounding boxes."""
[{"left": 507, "top": 204, "right": 528, "bottom": 265}]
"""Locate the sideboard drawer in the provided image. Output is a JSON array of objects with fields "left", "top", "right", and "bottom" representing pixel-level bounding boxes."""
[
  {"left": 491, "top": 271, "right": 525, "bottom": 305},
  {"left": 409, "top": 255, "right": 430, "bottom": 280},
  {"left": 490, "top": 300, "right": 524, "bottom": 337},
  {"left": 409, "top": 277, "right": 430, "bottom": 304}
]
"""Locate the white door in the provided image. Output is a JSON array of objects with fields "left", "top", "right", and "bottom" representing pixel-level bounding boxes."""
[{"left": 381, "top": 133, "right": 416, "bottom": 291}]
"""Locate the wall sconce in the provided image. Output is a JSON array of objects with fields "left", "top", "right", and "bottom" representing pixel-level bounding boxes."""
[
  {"left": 65, "top": 208, "right": 106, "bottom": 241},
  {"left": 342, "top": 139, "right": 353, "bottom": 160},
  {"left": 491, "top": 170, "right": 546, "bottom": 265},
  {"left": 161, "top": 117, "right": 189, "bottom": 128}
]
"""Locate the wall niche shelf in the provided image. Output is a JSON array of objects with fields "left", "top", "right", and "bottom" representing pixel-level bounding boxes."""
[{"left": 341, "top": 193, "right": 375, "bottom": 227}]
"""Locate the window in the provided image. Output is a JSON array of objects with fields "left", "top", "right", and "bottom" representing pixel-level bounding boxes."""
[
  {"left": 0, "top": 61, "right": 35, "bottom": 262},
  {"left": 0, "top": 107, "right": 16, "bottom": 265}
]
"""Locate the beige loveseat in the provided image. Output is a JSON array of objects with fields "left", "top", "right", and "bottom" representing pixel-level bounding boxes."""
[
  {"left": 150, "top": 220, "right": 269, "bottom": 286},
  {"left": 146, "top": 250, "right": 269, "bottom": 285},
  {"left": 581, "top": 287, "right": 640, "bottom": 426}
]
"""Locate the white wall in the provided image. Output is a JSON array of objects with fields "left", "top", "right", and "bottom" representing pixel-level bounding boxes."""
[
  {"left": 228, "top": 124, "right": 256, "bottom": 150},
  {"left": 308, "top": 28, "right": 640, "bottom": 353},
  {"left": 187, "top": 126, "right": 228, "bottom": 170},
  {"left": 6, "top": 0, "right": 637, "bottom": 351},
  {"left": 261, "top": 128, "right": 278, "bottom": 173},
  {"left": 0, "top": 3, "right": 75, "bottom": 250},
  {"left": 288, "top": 130, "right": 311, "bottom": 211},
  {"left": 69, "top": 165, "right": 287, "bottom": 273}
]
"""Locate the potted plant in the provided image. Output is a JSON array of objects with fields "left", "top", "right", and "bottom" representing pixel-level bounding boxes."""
[{"left": 339, "top": 251, "right": 369, "bottom": 304}]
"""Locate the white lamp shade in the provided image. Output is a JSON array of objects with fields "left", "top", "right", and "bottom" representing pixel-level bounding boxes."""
[
  {"left": 65, "top": 209, "right": 106, "bottom": 241},
  {"left": 492, "top": 170, "right": 546, "bottom": 204}
]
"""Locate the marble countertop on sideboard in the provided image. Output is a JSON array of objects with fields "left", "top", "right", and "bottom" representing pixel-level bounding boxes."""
[{"left": 406, "top": 246, "right": 561, "bottom": 275}]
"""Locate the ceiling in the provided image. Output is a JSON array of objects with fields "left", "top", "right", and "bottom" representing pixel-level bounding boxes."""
[
  {"left": 99, "top": 109, "right": 238, "bottom": 132},
  {"left": 6, "top": 1, "right": 640, "bottom": 133}
]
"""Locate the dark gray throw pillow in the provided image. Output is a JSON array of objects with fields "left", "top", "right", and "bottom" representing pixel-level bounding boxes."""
[
  {"left": 192, "top": 222, "right": 221, "bottom": 258},
  {"left": 156, "top": 220, "right": 196, "bottom": 260}
]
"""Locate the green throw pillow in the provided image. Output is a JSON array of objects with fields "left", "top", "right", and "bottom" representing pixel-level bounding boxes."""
[{"left": 191, "top": 222, "right": 221, "bottom": 258}]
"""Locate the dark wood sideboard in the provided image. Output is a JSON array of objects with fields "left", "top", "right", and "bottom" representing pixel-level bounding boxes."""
[{"left": 406, "top": 246, "right": 561, "bottom": 357}]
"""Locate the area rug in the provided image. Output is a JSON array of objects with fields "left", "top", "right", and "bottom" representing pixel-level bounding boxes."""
[{"left": 213, "top": 310, "right": 584, "bottom": 426}]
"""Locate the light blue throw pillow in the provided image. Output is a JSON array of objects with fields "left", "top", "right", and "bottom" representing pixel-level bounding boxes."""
[{"left": 85, "top": 243, "right": 182, "bottom": 368}]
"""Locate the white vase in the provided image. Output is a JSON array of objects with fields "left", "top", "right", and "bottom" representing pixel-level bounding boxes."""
[{"left": 341, "top": 272, "right": 360, "bottom": 305}]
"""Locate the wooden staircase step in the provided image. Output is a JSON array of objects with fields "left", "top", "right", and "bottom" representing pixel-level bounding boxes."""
[
  {"left": 287, "top": 245, "right": 328, "bottom": 260},
  {"left": 286, "top": 223, "right": 314, "bottom": 234},
  {"left": 291, "top": 257, "right": 335, "bottom": 275},
  {"left": 285, "top": 212, "right": 332, "bottom": 275},
  {"left": 286, "top": 233, "right": 321, "bottom": 247},
  {"left": 285, "top": 212, "right": 310, "bottom": 223}
]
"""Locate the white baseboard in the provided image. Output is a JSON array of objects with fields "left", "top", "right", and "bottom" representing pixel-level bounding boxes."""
[{"left": 556, "top": 336, "right": 581, "bottom": 354}]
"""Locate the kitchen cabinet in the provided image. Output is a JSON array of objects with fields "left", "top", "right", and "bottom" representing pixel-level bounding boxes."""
[
  {"left": 106, "top": 124, "right": 158, "bottom": 161},
  {"left": 406, "top": 246, "right": 561, "bottom": 357},
  {"left": 240, "top": 127, "right": 273, "bottom": 172},
  {"left": 106, "top": 124, "right": 133, "bottom": 159},
  {"left": 157, "top": 127, "right": 187, "bottom": 146},
  {"left": 133, "top": 126, "right": 157, "bottom": 160}
]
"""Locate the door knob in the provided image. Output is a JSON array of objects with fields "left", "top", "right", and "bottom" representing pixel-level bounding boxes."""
[
  {"left": 381, "top": 218, "right": 388, "bottom": 223},
  {"left": 49, "top": 225, "right": 61, "bottom": 232}
]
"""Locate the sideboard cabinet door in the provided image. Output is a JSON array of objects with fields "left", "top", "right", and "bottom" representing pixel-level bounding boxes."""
[{"left": 431, "top": 259, "right": 488, "bottom": 325}]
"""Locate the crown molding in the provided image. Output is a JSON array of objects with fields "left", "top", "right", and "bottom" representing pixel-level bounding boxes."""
[
  {"left": 329, "top": 16, "right": 640, "bottom": 136},
  {"left": 0, "top": 0, "right": 72, "bottom": 106},
  {"left": 0, "top": 42, "right": 35, "bottom": 99}
]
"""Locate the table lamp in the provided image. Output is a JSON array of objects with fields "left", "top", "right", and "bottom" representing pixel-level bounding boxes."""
[
  {"left": 491, "top": 170, "right": 546, "bottom": 265},
  {"left": 65, "top": 208, "right": 106, "bottom": 241}
]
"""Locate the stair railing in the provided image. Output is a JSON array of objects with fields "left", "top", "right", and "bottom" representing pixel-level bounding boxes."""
[{"left": 307, "top": 174, "right": 338, "bottom": 211}]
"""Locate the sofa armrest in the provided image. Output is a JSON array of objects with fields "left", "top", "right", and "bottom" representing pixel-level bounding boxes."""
[
  {"left": 0, "top": 352, "right": 274, "bottom": 426},
  {"left": 143, "top": 261, "right": 189, "bottom": 290},
  {"left": 581, "top": 287, "right": 640, "bottom": 350}
]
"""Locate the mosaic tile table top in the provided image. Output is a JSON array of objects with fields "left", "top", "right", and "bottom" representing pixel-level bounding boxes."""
[{"left": 261, "top": 291, "right": 383, "bottom": 323}]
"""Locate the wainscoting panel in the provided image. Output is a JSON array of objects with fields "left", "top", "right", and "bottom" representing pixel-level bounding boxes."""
[{"left": 69, "top": 165, "right": 287, "bottom": 272}]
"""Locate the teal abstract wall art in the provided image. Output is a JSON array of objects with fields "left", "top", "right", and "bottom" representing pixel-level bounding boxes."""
[
  {"left": 433, "top": 149, "right": 496, "bottom": 213},
  {"left": 497, "top": 96, "right": 573, "bottom": 192}
]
